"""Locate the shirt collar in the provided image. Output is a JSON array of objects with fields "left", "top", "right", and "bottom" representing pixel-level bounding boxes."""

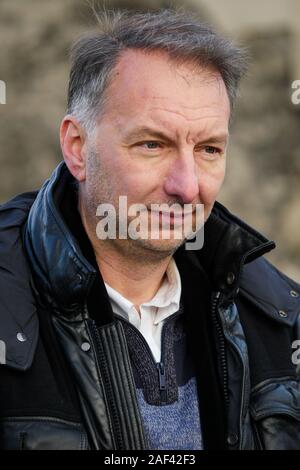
[{"left": 104, "top": 257, "right": 181, "bottom": 325}]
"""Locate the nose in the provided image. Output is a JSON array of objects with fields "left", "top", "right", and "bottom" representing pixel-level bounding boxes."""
[{"left": 163, "top": 151, "right": 199, "bottom": 204}]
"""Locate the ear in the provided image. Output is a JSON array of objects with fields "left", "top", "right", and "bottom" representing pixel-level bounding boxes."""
[{"left": 60, "top": 115, "right": 88, "bottom": 182}]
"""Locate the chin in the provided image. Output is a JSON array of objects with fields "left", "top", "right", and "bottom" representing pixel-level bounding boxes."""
[{"left": 133, "top": 236, "right": 185, "bottom": 255}]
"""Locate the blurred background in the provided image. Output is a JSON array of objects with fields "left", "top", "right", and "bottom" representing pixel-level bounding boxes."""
[{"left": 0, "top": 0, "right": 300, "bottom": 280}]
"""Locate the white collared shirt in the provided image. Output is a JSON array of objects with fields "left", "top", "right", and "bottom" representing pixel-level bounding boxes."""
[{"left": 104, "top": 258, "right": 181, "bottom": 363}]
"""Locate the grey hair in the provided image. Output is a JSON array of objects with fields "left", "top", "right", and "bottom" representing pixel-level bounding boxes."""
[{"left": 67, "top": 8, "right": 248, "bottom": 134}]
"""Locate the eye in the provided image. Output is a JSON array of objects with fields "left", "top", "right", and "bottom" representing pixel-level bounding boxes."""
[
  {"left": 139, "top": 141, "right": 162, "bottom": 150},
  {"left": 204, "top": 146, "right": 221, "bottom": 155}
]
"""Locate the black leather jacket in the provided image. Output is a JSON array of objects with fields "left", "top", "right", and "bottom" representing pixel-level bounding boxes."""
[{"left": 0, "top": 162, "right": 299, "bottom": 450}]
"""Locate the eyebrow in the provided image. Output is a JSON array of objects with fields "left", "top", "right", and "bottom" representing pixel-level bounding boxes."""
[
  {"left": 123, "top": 126, "right": 229, "bottom": 145},
  {"left": 124, "top": 126, "right": 173, "bottom": 142}
]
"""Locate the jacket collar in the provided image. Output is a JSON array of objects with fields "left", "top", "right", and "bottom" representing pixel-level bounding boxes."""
[
  {"left": 24, "top": 163, "right": 98, "bottom": 318},
  {"left": 194, "top": 201, "right": 276, "bottom": 292},
  {"left": 192, "top": 204, "right": 300, "bottom": 326}
]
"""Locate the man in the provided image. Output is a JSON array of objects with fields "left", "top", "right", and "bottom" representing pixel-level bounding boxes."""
[{"left": 0, "top": 9, "right": 299, "bottom": 451}]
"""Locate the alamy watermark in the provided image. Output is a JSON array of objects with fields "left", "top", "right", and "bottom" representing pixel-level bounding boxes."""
[
  {"left": 291, "top": 80, "right": 300, "bottom": 105},
  {"left": 0, "top": 80, "right": 6, "bottom": 104},
  {"left": 292, "top": 340, "right": 300, "bottom": 366},
  {"left": 95, "top": 196, "right": 205, "bottom": 250},
  {"left": 0, "top": 340, "right": 6, "bottom": 364}
]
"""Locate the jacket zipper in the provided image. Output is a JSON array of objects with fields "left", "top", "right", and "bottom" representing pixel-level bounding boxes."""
[
  {"left": 212, "top": 297, "right": 251, "bottom": 449},
  {"left": 88, "top": 319, "right": 124, "bottom": 450},
  {"left": 211, "top": 291, "right": 230, "bottom": 409}
]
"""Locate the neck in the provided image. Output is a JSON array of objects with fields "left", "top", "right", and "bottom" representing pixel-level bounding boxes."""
[{"left": 95, "top": 244, "right": 171, "bottom": 307}]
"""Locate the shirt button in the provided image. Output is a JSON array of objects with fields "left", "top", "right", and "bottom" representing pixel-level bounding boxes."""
[
  {"left": 227, "top": 433, "right": 239, "bottom": 446},
  {"left": 290, "top": 290, "right": 299, "bottom": 298}
]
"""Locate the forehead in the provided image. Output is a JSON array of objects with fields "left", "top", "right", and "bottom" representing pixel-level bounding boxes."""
[{"left": 102, "top": 49, "right": 230, "bottom": 126}]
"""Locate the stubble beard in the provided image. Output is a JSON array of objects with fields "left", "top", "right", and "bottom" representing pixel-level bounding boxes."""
[{"left": 81, "top": 149, "right": 193, "bottom": 264}]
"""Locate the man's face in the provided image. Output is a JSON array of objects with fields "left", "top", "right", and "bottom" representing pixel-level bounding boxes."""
[{"left": 81, "top": 49, "right": 230, "bottom": 256}]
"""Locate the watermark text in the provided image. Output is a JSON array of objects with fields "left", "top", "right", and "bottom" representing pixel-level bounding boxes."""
[
  {"left": 95, "top": 196, "right": 205, "bottom": 250},
  {"left": 291, "top": 80, "right": 300, "bottom": 105},
  {"left": 0, "top": 339, "right": 6, "bottom": 364},
  {"left": 0, "top": 80, "right": 6, "bottom": 104}
]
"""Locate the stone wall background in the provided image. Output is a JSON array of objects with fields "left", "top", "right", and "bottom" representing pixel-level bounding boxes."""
[{"left": 1, "top": 0, "right": 300, "bottom": 280}]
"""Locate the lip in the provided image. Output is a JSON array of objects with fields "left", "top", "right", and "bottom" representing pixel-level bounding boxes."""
[
  {"left": 149, "top": 210, "right": 194, "bottom": 218},
  {"left": 148, "top": 210, "right": 195, "bottom": 229}
]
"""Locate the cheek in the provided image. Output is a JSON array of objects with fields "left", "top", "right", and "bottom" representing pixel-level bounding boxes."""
[
  {"left": 199, "top": 165, "right": 226, "bottom": 205},
  {"left": 118, "top": 163, "right": 157, "bottom": 197}
]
